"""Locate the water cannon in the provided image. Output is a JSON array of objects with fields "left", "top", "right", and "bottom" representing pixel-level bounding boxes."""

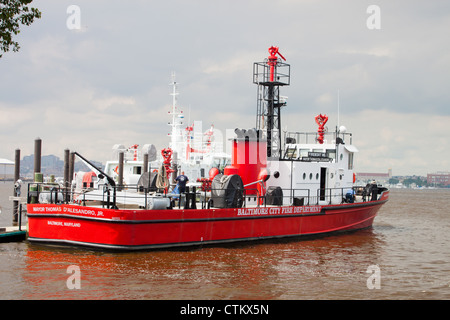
[
  {"left": 315, "top": 114, "right": 328, "bottom": 144},
  {"left": 268, "top": 46, "right": 286, "bottom": 62},
  {"left": 268, "top": 46, "right": 286, "bottom": 82}
]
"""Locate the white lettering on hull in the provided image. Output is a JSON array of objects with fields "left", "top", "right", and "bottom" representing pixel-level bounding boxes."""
[{"left": 237, "top": 206, "right": 321, "bottom": 216}]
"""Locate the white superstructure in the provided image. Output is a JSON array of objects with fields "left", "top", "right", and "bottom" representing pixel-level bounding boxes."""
[
  {"left": 265, "top": 129, "right": 358, "bottom": 206},
  {"left": 77, "top": 74, "right": 230, "bottom": 191}
]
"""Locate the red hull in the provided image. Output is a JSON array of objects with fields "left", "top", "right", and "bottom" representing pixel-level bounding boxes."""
[{"left": 26, "top": 191, "right": 389, "bottom": 250}]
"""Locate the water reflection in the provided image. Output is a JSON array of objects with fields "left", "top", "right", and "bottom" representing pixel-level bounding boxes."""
[
  {"left": 21, "top": 228, "right": 385, "bottom": 300},
  {"left": 5, "top": 186, "right": 449, "bottom": 299}
]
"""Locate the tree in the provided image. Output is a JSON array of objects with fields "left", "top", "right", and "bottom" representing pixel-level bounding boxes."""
[
  {"left": 0, "top": 0, "right": 41, "bottom": 58},
  {"left": 388, "top": 178, "right": 399, "bottom": 185}
]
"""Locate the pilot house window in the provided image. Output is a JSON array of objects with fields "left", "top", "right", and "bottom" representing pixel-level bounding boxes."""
[
  {"left": 348, "top": 153, "right": 354, "bottom": 170},
  {"left": 326, "top": 149, "right": 336, "bottom": 160},
  {"left": 285, "top": 147, "right": 297, "bottom": 159}
]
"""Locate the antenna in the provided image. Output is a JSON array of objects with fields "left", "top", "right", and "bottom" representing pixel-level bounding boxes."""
[{"left": 337, "top": 89, "right": 340, "bottom": 129}]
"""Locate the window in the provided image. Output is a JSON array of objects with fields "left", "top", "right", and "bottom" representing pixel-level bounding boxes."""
[
  {"left": 285, "top": 147, "right": 297, "bottom": 159},
  {"left": 299, "top": 149, "right": 309, "bottom": 159},
  {"left": 133, "top": 166, "right": 142, "bottom": 174},
  {"left": 327, "top": 149, "right": 336, "bottom": 160},
  {"left": 348, "top": 153, "right": 354, "bottom": 170}
]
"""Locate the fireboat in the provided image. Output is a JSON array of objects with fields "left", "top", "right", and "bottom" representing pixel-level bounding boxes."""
[{"left": 26, "top": 47, "right": 389, "bottom": 250}]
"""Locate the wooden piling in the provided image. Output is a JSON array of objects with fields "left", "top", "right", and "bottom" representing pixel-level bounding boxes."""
[
  {"left": 64, "top": 149, "right": 70, "bottom": 202},
  {"left": 34, "top": 138, "right": 41, "bottom": 175},
  {"left": 69, "top": 152, "right": 75, "bottom": 186},
  {"left": 12, "top": 148, "right": 20, "bottom": 226},
  {"left": 32, "top": 138, "right": 42, "bottom": 205}
]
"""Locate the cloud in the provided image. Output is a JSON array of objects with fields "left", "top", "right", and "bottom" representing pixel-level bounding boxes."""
[
  {"left": 92, "top": 95, "right": 136, "bottom": 112},
  {"left": 343, "top": 110, "right": 450, "bottom": 175},
  {"left": 0, "top": 0, "right": 449, "bottom": 177},
  {"left": 337, "top": 47, "right": 394, "bottom": 58},
  {"left": 315, "top": 93, "right": 334, "bottom": 107}
]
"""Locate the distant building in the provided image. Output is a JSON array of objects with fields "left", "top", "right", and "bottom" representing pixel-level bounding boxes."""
[
  {"left": 427, "top": 172, "right": 450, "bottom": 186},
  {"left": 0, "top": 158, "right": 15, "bottom": 180},
  {"left": 356, "top": 169, "right": 392, "bottom": 184}
]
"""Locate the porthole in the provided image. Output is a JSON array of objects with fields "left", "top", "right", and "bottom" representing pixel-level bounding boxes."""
[
  {"left": 274, "top": 171, "right": 280, "bottom": 178},
  {"left": 303, "top": 173, "right": 306, "bottom": 180},
  {"left": 309, "top": 173, "right": 313, "bottom": 180}
]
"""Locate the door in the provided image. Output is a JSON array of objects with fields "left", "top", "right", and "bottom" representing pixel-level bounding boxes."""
[{"left": 320, "top": 167, "right": 327, "bottom": 201}]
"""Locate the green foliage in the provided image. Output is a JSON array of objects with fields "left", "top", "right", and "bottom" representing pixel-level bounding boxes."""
[
  {"left": 0, "top": 0, "right": 41, "bottom": 58},
  {"left": 402, "top": 176, "right": 426, "bottom": 187},
  {"left": 388, "top": 178, "right": 399, "bottom": 185}
]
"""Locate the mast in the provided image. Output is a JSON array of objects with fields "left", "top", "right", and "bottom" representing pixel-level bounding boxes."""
[
  {"left": 253, "top": 46, "right": 291, "bottom": 159},
  {"left": 168, "top": 72, "right": 185, "bottom": 160}
]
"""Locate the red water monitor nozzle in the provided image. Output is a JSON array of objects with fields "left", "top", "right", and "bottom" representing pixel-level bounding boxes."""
[
  {"left": 268, "top": 46, "right": 286, "bottom": 82},
  {"left": 315, "top": 114, "right": 328, "bottom": 144}
]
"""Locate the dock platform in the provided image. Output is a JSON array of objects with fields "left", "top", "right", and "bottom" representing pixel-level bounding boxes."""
[{"left": 0, "top": 226, "right": 27, "bottom": 243}]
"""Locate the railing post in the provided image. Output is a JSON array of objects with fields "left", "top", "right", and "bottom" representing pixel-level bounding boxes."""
[
  {"left": 144, "top": 188, "right": 147, "bottom": 209},
  {"left": 113, "top": 186, "right": 116, "bottom": 209},
  {"left": 19, "top": 204, "right": 22, "bottom": 231}
]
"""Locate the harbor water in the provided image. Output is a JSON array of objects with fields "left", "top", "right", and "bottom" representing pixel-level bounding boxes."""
[{"left": 0, "top": 181, "right": 449, "bottom": 300}]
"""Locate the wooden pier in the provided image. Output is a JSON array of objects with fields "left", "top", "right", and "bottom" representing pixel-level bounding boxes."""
[
  {"left": 1, "top": 195, "right": 27, "bottom": 243},
  {"left": 1, "top": 138, "right": 45, "bottom": 243},
  {"left": 0, "top": 226, "right": 26, "bottom": 243}
]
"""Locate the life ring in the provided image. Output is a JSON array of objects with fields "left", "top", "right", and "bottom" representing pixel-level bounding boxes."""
[
  {"left": 353, "top": 172, "right": 356, "bottom": 183},
  {"left": 114, "top": 166, "right": 119, "bottom": 174}
]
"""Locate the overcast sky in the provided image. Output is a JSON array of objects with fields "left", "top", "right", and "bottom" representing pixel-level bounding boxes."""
[{"left": 1, "top": 0, "right": 449, "bottom": 176}]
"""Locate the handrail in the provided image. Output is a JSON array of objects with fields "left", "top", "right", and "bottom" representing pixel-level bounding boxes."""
[
  {"left": 26, "top": 181, "right": 380, "bottom": 210},
  {"left": 285, "top": 131, "right": 353, "bottom": 145}
]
